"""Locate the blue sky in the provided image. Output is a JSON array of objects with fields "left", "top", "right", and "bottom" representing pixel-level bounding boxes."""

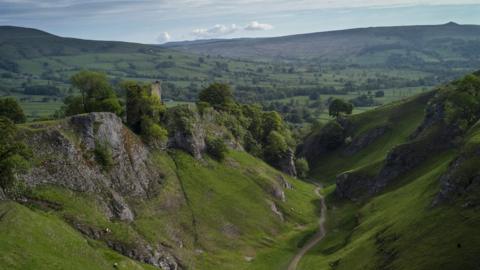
[{"left": 1, "top": 0, "right": 480, "bottom": 44}]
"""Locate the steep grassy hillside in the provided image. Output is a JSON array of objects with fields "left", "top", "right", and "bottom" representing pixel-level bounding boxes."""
[
  {"left": 302, "top": 91, "right": 434, "bottom": 183},
  {"left": 0, "top": 112, "right": 321, "bottom": 269},
  {"left": 298, "top": 72, "right": 480, "bottom": 269}
]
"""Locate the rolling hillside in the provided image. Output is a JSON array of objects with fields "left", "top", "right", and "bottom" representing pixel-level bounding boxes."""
[
  {"left": 297, "top": 71, "right": 480, "bottom": 269},
  {"left": 166, "top": 22, "right": 480, "bottom": 65},
  {"left": 0, "top": 25, "right": 475, "bottom": 120}
]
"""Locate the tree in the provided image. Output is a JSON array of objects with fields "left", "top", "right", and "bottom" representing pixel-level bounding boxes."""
[
  {"left": 0, "top": 98, "right": 26, "bottom": 123},
  {"left": 123, "top": 81, "right": 167, "bottom": 144},
  {"left": 295, "top": 158, "right": 310, "bottom": 179},
  {"left": 206, "top": 137, "right": 228, "bottom": 161},
  {"left": 329, "top": 99, "right": 353, "bottom": 118},
  {"left": 0, "top": 117, "right": 31, "bottom": 190},
  {"left": 198, "top": 83, "right": 234, "bottom": 110},
  {"left": 65, "top": 71, "right": 123, "bottom": 116}
]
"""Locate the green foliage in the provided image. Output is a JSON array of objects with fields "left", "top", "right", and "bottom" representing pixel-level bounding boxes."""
[
  {"left": 0, "top": 98, "right": 26, "bottom": 123},
  {"left": 440, "top": 74, "right": 480, "bottom": 131},
  {"left": 0, "top": 117, "right": 31, "bottom": 189},
  {"left": 329, "top": 99, "right": 353, "bottom": 118},
  {"left": 141, "top": 118, "right": 168, "bottom": 143},
  {"left": 264, "top": 131, "right": 289, "bottom": 163},
  {"left": 93, "top": 141, "right": 113, "bottom": 172},
  {"left": 206, "top": 137, "right": 228, "bottom": 161},
  {"left": 164, "top": 105, "right": 196, "bottom": 134},
  {"left": 295, "top": 158, "right": 310, "bottom": 179},
  {"left": 198, "top": 83, "right": 234, "bottom": 111},
  {"left": 124, "top": 81, "right": 167, "bottom": 145},
  {"left": 64, "top": 71, "right": 123, "bottom": 116}
]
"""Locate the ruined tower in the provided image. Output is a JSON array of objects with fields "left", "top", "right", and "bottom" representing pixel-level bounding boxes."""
[{"left": 151, "top": 80, "right": 162, "bottom": 101}]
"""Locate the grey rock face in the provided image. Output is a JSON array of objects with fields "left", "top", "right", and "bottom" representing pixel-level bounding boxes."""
[
  {"left": 335, "top": 171, "right": 376, "bottom": 201},
  {"left": 0, "top": 188, "right": 5, "bottom": 200},
  {"left": 169, "top": 122, "right": 206, "bottom": 160},
  {"left": 20, "top": 112, "right": 180, "bottom": 268},
  {"left": 433, "top": 149, "right": 480, "bottom": 207},
  {"left": 22, "top": 113, "right": 160, "bottom": 197},
  {"left": 278, "top": 149, "right": 297, "bottom": 177},
  {"left": 71, "top": 220, "right": 179, "bottom": 270}
]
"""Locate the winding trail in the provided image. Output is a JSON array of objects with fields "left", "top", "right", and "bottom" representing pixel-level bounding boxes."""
[{"left": 287, "top": 184, "right": 327, "bottom": 270}]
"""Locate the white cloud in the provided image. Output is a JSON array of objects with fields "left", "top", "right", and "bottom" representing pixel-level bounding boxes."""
[
  {"left": 157, "top": 32, "right": 171, "bottom": 43},
  {"left": 192, "top": 24, "right": 238, "bottom": 38},
  {"left": 244, "top": 21, "right": 273, "bottom": 31}
]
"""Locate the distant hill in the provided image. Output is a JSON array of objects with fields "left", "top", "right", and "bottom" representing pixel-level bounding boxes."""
[
  {"left": 0, "top": 26, "right": 165, "bottom": 59},
  {"left": 165, "top": 22, "right": 480, "bottom": 64}
]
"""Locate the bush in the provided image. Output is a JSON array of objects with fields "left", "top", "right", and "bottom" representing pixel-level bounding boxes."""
[
  {"left": 198, "top": 83, "right": 234, "bottom": 111},
  {"left": 0, "top": 98, "right": 26, "bottom": 123},
  {"left": 64, "top": 71, "right": 123, "bottom": 116},
  {"left": 295, "top": 158, "right": 310, "bottom": 179},
  {"left": 206, "top": 137, "right": 228, "bottom": 161},
  {"left": 329, "top": 99, "right": 353, "bottom": 118},
  {"left": 94, "top": 142, "right": 113, "bottom": 172},
  {"left": 0, "top": 117, "right": 31, "bottom": 189}
]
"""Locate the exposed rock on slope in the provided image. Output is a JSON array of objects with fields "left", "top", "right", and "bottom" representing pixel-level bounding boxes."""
[
  {"left": 19, "top": 112, "right": 180, "bottom": 268},
  {"left": 22, "top": 113, "right": 161, "bottom": 198}
]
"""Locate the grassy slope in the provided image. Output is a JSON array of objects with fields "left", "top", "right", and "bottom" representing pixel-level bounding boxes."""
[
  {"left": 0, "top": 202, "right": 156, "bottom": 270},
  {"left": 310, "top": 92, "right": 433, "bottom": 183},
  {"left": 300, "top": 91, "right": 480, "bottom": 270},
  {"left": 0, "top": 148, "right": 320, "bottom": 269}
]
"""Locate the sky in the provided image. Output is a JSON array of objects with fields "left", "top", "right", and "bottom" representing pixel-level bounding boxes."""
[{"left": 1, "top": 0, "right": 480, "bottom": 44}]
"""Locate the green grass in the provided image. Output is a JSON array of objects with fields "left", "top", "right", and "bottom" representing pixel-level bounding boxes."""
[
  {"left": 2, "top": 149, "right": 321, "bottom": 269},
  {"left": 299, "top": 150, "right": 480, "bottom": 270},
  {"left": 0, "top": 202, "right": 155, "bottom": 270},
  {"left": 310, "top": 92, "right": 433, "bottom": 183}
]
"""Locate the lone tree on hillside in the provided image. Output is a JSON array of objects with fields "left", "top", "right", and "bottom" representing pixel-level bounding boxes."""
[
  {"left": 198, "top": 82, "right": 234, "bottom": 111},
  {"left": 0, "top": 98, "right": 26, "bottom": 123},
  {"left": 329, "top": 99, "right": 353, "bottom": 118}
]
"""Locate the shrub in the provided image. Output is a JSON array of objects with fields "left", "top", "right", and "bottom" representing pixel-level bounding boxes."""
[
  {"left": 295, "top": 158, "right": 310, "bottom": 179},
  {"left": 206, "top": 137, "right": 228, "bottom": 161},
  {"left": 0, "top": 98, "right": 26, "bottom": 123},
  {"left": 0, "top": 117, "right": 31, "bottom": 189},
  {"left": 94, "top": 141, "right": 113, "bottom": 172},
  {"left": 198, "top": 83, "right": 234, "bottom": 111}
]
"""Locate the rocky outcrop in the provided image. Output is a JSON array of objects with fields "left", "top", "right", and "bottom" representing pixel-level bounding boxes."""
[
  {"left": 70, "top": 220, "right": 179, "bottom": 270},
  {"left": 433, "top": 148, "right": 480, "bottom": 207},
  {"left": 0, "top": 188, "right": 5, "bottom": 200},
  {"left": 21, "top": 113, "right": 161, "bottom": 197},
  {"left": 278, "top": 148, "right": 297, "bottom": 177},
  {"left": 335, "top": 170, "right": 377, "bottom": 201},
  {"left": 336, "top": 131, "right": 447, "bottom": 201},
  {"left": 169, "top": 121, "right": 206, "bottom": 160},
  {"left": 299, "top": 121, "right": 347, "bottom": 162},
  {"left": 18, "top": 113, "right": 181, "bottom": 268}
]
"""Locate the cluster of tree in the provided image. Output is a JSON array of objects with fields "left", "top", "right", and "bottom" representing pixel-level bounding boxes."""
[
  {"left": 59, "top": 71, "right": 123, "bottom": 117},
  {"left": 197, "top": 83, "right": 298, "bottom": 170}
]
